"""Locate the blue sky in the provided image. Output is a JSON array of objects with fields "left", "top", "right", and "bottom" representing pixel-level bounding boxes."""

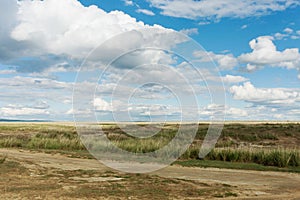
[{"left": 0, "top": 0, "right": 299, "bottom": 121}]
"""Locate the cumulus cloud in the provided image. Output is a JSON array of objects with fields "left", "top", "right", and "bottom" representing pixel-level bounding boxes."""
[
  {"left": 93, "top": 97, "right": 182, "bottom": 121},
  {"left": 0, "top": 76, "right": 77, "bottom": 113},
  {"left": 274, "top": 27, "right": 300, "bottom": 40},
  {"left": 10, "top": 0, "right": 145, "bottom": 56},
  {"left": 128, "top": 104, "right": 180, "bottom": 117},
  {"left": 245, "top": 64, "right": 261, "bottom": 72},
  {"left": 284, "top": 28, "right": 293, "bottom": 34},
  {"left": 226, "top": 107, "right": 248, "bottom": 117},
  {"left": 274, "top": 32, "right": 288, "bottom": 40},
  {"left": 136, "top": 9, "right": 155, "bottom": 16},
  {"left": 124, "top": 0, "right": 134, "bottom": 6},
  {"left": 0, "top": 104, "right": 50, "bottom": 117},
  {"left": 230, "top": 82, "right": 300, "bottom": 104},
  {"left": 194, "top": 50, "right": 238, "bottom": 70},
  {"left": 0, "top": 69, "right": 16, "bottom": 75},
  {"left": 0, "top": 0, "right": 183, "bottom": 73},
  {"left": 94, "top": 98, "right": 113, "bottom": 112},
  {"left": 239, "top": 36, "right": 300, "bottom": 71},
  {"left": 179, "top": 28, "right": 199, "bottom": 36},
  {"left": 222, "top": 75, "right": 248, "bottom": 83},
  {"left": 198, "top": 104, "right": 248, "bottom": 119},
  {"left": 0, "top": 76, "right": 70, "bottom": 89},
  {"left": 147, "top": 0, "right": 300, "bottom": 21}
]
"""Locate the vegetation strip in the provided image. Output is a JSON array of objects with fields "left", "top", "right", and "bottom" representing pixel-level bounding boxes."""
[{"left": 0, "top": 123, "right": 299, "bottom": 169}]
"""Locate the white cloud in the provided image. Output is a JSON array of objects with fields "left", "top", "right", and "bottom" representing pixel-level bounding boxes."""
[
  {"left": 246, "top": 64, "right": 260, "bottom": 72},
  {"left": 194, "top": 50, "right": 238, "bottom": 70},
  {"left": 284, "top": 27, "right": 293, "bottom": 34},
  {"left": 198, "top": 104, "right": 248, "bottom": 119},
  {"left": 226, "top": 107, "right": 248, "bottom": 117},
  {"left": 179, "top": 28, "right": 199, "bottom": 36},
  {"left": 273, "top": 114, "right": 284, "bottom": 119},
  {"left": 222, "top": 75, "right": 248, "bottom": 83},
  {"left": 0, "top": 69, "right": 16, "bottom": 74},
  {"left": 198, "top": 104, "right": 224, "bottom": 118},
  {"left": 274, "top": 32, "right": 288, "bottom": 40},
  {"left": 66, "top": 108, "right": 91, "bottom": 116},
  {"left": 10, "top": 0, "right": 148, "bottom": 56},
  {"left": 124, "top": 0, "right": 134, "bottom": 6},
  {"left": 230, "top": 82, "right": 300, "bottom": 104},
  {"left": 128, "top": 104, "right": 180, "bottom": 117},
  {"left": 274, "top": 28, "right": 299, "bottom": 40},
  {"left": 93, "top": 98, "right": 113, "bottom": 112},
  {"left": 0, "top": 76, "right": 70, "bottom": 89},
  {"left": 0, "top": 76, "right": 77, "bottom": 110},
  {"left": 0, "top": 104, "right": 49, "bottom": 117},
  {"left": 198, "top": 21, "right": 211, "bottom": 26},
  {"left": 241, "top": 25, "right": 248, "bottom": 29},
  {"left": 147, "top": 0, "right": 300, "bottom": 21},
  {"left": 136, "top": 9, "right": 155, "bottom": 16},
  {"left": 3, "top": 0, "right": 184, "bottom": 73},
  {"left": 291, "top": 35, "right": 300, "bottom": 40},
  {"left": 239, "top": 36, "right": 300, "bottom": 70}
]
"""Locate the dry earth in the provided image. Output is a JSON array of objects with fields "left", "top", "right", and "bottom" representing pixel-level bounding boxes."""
[{"left": 1, "top": 149, "right": 300, "bottom": 199}]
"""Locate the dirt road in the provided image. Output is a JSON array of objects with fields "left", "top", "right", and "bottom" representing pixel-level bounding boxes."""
[{"left": 1, "top": 148, "right": 300, "bottom": 199}]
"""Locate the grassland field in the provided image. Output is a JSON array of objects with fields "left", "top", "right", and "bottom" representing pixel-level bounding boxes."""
[{"left": 0, "top": 122, "right": 300, "bottom": 199}]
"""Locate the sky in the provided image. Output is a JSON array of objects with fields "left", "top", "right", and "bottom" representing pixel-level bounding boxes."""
[{"left": 0, "top": 0, "right": 299, "bottom": 121}]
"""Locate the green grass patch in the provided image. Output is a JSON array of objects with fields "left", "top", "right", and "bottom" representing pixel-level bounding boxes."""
[
  {"left": 174, "top": 159, "right": 300, "bottom": 173},
  {"left": 206, "top": 148, "right": 300, "bottom": 167}
]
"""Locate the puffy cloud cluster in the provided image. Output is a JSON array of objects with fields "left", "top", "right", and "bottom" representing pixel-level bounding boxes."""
[
  {"left": 228, "top": 82, "right": 300, "bottom": 120},
  {"left": 274, "top": 27, "right": 300, "bottom": 40},
  {"left": 0, "top": 103, "right": 50, "bottom": 117},
  {"left": 10, "top": 0, "right": 146, "bottom": 56},
  {"left": 239, "top": 36, "right": 300, "bottom": 71},
  {"left": 147, "top": 0, "right": 300, "bottom": 21},
  {"left": 193, "top": 51, "right": 238, "bottom": 70},
  {"left": 198, "top": 104, "right": 248, "bottom": 119},
  {"left": 222, "top": 75, "right": 248, "bottom": 83},
  {"left": 0, "top": 0, "right": 183, "bottom": 73},
  {"left": 179, "top": 28, "right": 199, "bottom": 36},
  {"left": 230, "top": 82, "right": 300, "bottom": 104},
  {"left": 193, "top": 35, "right": 300, "bottom": 76}
]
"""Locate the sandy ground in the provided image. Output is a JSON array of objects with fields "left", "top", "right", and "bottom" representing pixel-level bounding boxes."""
[{"left": 1, "top": 148, "right": 300, "bottom": 199}]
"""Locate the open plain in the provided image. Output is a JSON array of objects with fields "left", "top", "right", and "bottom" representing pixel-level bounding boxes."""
[{"left": 0, "top": 122, "right": 299, "bottom": 199}]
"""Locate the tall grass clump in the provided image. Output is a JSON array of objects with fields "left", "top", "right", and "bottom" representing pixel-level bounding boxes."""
[
  {"left": 0, "top": 137, "right": 24, "bottom": 148},
  {"left": 0, "top": 128, "right": 85, "bottom": 151},
  {"left": 0, "top": 155, "right": 6, "bottom": 164},
  {"left": 26, "top": 132, "right": 85, "bottom": 150},
  {"left": 205, "top": 148, "right": 300, "bottom": 167}
]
